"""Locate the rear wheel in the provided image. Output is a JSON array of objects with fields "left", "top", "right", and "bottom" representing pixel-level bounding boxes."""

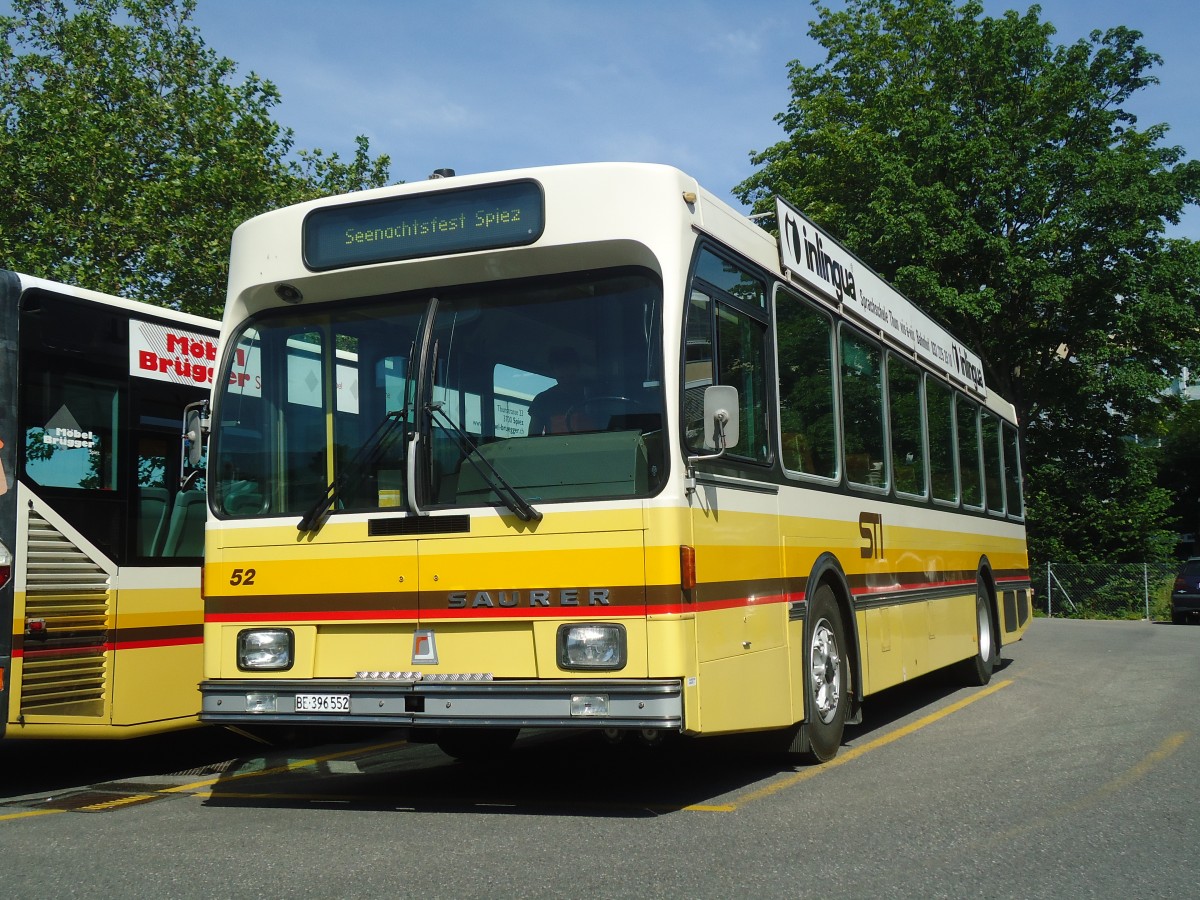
[
  {"left": 801, "top": 584, "right": 849, "bottom": 763},
  {"left": 955, "top": 576, "right": 997, "bottom": 686}
]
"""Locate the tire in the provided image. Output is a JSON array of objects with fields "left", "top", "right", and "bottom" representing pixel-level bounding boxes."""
[
  {"left": 434, "top": 727, "right": 520, "bottom": 762},
  {"left": 955, "top": 576, "right": 997, "bottom": 686},
  {"left": 801, "top": 584, "right": 849, "bottom": 763}
]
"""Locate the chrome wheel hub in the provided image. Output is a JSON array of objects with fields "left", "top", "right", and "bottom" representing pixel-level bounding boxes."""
[{"left": 810, "top": 618, "right": 841, "bottom": 724}]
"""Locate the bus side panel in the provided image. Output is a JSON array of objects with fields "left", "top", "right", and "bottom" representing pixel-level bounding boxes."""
[
  {"left": 0, "top": 273, "right": 19, "bottom": 737},
  {"left": 697, "top": 647, "right": 791, "bottom": 734},
  {"left": 109, "top": 574, "right": 202, "bottom": 727},
  {"left": 690, "top": 490, "right": 791, "bottom": 734}
]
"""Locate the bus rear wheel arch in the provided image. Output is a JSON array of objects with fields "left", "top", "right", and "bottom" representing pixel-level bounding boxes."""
[{"left": 954, "top": 569, "right": 999, "bottom": 687}]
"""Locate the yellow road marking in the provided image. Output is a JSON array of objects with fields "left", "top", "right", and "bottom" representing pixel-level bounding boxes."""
[
  {"left": 988, "top": 730, "right": 1191, "bottom": 842},
  {"left": 0, "top": 808, "right": 67, "bottom": 822},
  {"left": 78, "top": 794, "right": 158, "bottom": 812},
  {"left": 688, "top": 679, "right": 1014, "bottom": 812},
  {"left": 1097, "top": 730, "right": 1190, "bottom": 798},
  {"left": 160, "top": 738, "right": 411, "bottom": 795}
]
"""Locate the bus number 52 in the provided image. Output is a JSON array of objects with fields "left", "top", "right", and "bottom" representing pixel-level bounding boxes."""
[{"left": 229, "top": 568, "right": 257, "bottom": 586}]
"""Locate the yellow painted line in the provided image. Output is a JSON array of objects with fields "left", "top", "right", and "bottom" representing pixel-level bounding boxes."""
[
  {"left": 988, "top": 730, "right": 1191, "bottom": 843},
  {"left": 159, "top": 738, "right": 411, "bottom": 795},
  {"left": 0, "top": 808, "right": 67, "bottom": 823},
  {"left": 78, "top": 794, "right": 158, "bottom": 812},
  {"left": 199, "top": 792, "right": 368, "bottom": 803},
  {"left": 1097, "top": 730, "right": 1190, "bottom": 799},
  {"left": 687, "top": 679, "right": 1014, "bottom": 812}
]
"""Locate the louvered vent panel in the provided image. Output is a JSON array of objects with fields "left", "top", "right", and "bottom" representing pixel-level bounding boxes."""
[{"left": 20, "top": 510, "right": 110, "bottom": 717}]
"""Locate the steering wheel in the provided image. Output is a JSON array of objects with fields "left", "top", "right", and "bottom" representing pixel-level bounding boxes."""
[{"left": 563, "top": 396, "right": 646, "bottom": 433}]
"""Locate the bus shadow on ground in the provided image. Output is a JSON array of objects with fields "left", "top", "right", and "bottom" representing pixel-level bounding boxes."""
[
  {"left": 841, "top": 656, "right": 1016, "bottom": 748},
  {"left": 0, "top": 726, "right": 266, "bottom": 801},
  {"left": 200, "top": 728, "right": 788, "bottom": 818},
  {"left": 200, "top": 663, "right": 1009, "bottom": 818}
]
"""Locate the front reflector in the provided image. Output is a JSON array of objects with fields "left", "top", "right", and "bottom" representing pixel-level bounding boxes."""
[
  {"left": 571, "top": 694, "right": 610, "bottom": 717},
  {"left": 245, "top": 692, "right": 278, "bottom": 713}
]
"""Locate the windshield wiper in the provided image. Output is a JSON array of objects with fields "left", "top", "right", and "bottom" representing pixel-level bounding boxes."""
[
  {"left": 297, "top": 409, "right": 407, "bottom": 533},
  {"left": 427, "top": 401, "right": 542, "bottom": 523}
]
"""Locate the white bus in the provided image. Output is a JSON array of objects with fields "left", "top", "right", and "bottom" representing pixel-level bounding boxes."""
[
  {"left": 198, "top": 164, "right": 1031, "bottom": 761},
  {"left": 0, "top": 271, "right": 218, "bottom": 738}
]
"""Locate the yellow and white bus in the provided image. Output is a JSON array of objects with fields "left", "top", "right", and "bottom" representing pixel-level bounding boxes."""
[
  {"left": 199, "top": 163, "right": 1031, "bottom": 761},
  {"left": 0, "top": 270, "right": 217, "bottom": 739}
]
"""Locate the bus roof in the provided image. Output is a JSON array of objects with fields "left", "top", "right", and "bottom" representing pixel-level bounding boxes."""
[
  {"left": 1, "top": 269, "right": 216, "bottom": 332},
  {"left": 226, "top": 161, "right": 992, "bottom": 405}
]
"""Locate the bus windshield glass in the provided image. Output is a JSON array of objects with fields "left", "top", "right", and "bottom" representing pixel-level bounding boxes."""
[{"left": 210, "top": 267, "right": 666, "bottom": 518}]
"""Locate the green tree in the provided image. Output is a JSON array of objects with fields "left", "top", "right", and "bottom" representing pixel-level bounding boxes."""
[
  {"left": 0, "top": 0, "right": 392, "bottom": 317},
  {"left": 1158, "top": 397, "right": 1200, "bottom": 553},
  {"left": 737, "top": 0, "right": 1200, "bottom": 564}
]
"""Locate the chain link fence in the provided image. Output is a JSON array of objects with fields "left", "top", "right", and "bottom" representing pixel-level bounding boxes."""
[{"left": 1031, "top": 562, "right": 1178, "bottom": 621}]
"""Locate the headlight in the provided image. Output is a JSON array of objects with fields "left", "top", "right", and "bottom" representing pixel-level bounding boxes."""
[
  {"left": 237, "top": 628, "right": 294, "bottom": 671},
  {"left": 557, "top": 623, "right": 626, "bottom": 670}
]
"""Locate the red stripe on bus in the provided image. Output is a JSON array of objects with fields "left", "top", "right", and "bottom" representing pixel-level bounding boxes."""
[
  {"left": 205, "top": 591, "right": 794, "bottom": 624},
  {"left": 14, "top": 636, "right": 203, "bottom": 658},
  {"left": 850, "top": 578, "right": 976, "bottom": 597}
]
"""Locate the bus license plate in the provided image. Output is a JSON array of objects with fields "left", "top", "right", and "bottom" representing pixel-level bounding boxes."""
[{"left": 294, "top": 694, "right": 350, "bottom": 713}]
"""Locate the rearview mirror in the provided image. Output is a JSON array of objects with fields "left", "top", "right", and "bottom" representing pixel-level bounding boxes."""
[
  {"left": 702, "top": 385, "right": 739, "bottom": 451},
  {"left": 181, "top": 399, "right": 210, "bottom": 477}
]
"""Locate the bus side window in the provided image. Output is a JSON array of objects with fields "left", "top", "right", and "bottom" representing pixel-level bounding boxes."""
[
  {"left": 715, "top": 303, "right": 769, "bottom": 462},
  {"left": 776, "top": 291, "right": 837, "bottom": 479},
  {"left": 888, "top": 354, "right": 927, "bottom": 497},
  {"left": 683, "top": 289, "right": 715, "bottom": 449},
  {"left": 840, "top": 328, "right": 887, "bottom": 490},
  {"left": 956, "top": 396, "right": 983, "bottom": 508},
  {"left": 927, "top": 377, "right": 957, "bottom": 504},
  {"left": 1003, "top": 423, "right": 1024, "bottom": 518},
  {"left": 23, "top": 377, "right": 120, "bottom": 491},
  {"left": 138, "top": 485, "right": 170, "bottom": 556},
  {"left": 982, "top": 411, "right": 1004, "bottom": 514},
  {"left": 161, "top": 490, "right": 206, "bottom": 556},
  {"left": 686, "top": 249, "right": 770, "bottom": 464}
]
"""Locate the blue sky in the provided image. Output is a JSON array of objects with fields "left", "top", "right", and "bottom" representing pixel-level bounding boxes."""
[{"left": 187, "top": 0, "right": 1200, "bottom": 240}]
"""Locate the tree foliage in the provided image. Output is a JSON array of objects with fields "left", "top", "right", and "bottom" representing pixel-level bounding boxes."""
[
  {"left": 1158, "top": 398, "right": 1200, "bottom": 552},
  {"left": 0, "top": 0, "right": 392, "bottom": 316},
  {"left": 737, "top": 0, "right": 1200, "bottom": 563}
]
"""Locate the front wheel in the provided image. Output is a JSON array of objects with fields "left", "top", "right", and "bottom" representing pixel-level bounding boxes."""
[{"left": 801, "top": 584, "right": 849, "bottom": 763}]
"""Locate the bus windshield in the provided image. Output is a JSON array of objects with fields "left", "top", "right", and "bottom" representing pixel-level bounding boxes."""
[{"left": 210, "top": 267, "right": 666, "bottom": 519}]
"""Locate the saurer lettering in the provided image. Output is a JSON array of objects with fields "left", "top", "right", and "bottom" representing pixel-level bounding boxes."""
[{"left": 447, "top": 588, "right": 611, "bottom": 609}]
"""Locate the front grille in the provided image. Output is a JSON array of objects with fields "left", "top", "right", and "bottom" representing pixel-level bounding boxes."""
[{"left": 368, "top": 514, "right": 471, "bottom": 536}]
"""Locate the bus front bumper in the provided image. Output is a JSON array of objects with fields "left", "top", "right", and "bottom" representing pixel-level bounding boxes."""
[{"left": 200, "top": 677, "right": 684, "bottom": 730}]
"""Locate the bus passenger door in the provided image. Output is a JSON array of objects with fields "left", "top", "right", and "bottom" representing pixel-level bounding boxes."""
[{"left": 684, "top": 261, "right": 789, "bottom": 733}]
